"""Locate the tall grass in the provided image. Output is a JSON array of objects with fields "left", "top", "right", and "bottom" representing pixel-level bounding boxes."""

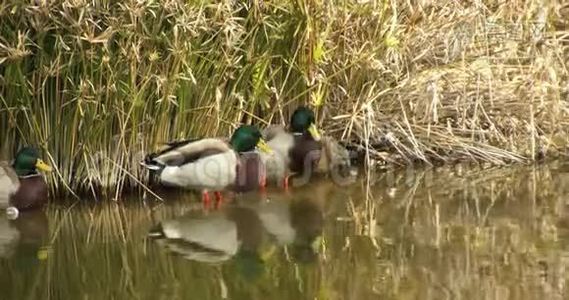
[{"left": 0, "top": 0, "right": 568, "bottom": 196}]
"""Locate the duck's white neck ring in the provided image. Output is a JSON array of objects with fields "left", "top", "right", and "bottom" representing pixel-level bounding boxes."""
[
  {"left": 238, "top": 150, "right": 258, "bottom": 154},
  {"left": 18, "top": 173, "right": 42, "bottom": 179}
]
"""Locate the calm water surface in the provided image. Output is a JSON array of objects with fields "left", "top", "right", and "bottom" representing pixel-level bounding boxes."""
[{"left": 2, "top": 164, "right": 569, "bottom": 299}]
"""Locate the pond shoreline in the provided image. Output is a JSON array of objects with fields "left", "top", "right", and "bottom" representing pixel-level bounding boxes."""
[{"left": 44, "top": 156, "right": 569, "bottom": 203}]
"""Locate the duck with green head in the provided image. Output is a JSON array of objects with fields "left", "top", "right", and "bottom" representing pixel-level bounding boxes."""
[
  {"left": 260, "top": 106, "right": 323, "bottom": 188},
  {"left": 141, "top": 125, "right": 272, "bottom": 207},
  {"left": 0, "top": 147, "right": 53, "bottom": 218},
  {"left": 261, "top": 106, "right": 356, "bottom": 188}
]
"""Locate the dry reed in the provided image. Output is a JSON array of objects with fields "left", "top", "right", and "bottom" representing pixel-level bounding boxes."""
[{"left": 0, "top": 0, "right": 568, "bottom": 196}]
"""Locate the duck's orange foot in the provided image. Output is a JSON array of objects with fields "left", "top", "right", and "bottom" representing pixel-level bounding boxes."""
[
  {"left": 214, "top": 191, "right": 223, "bottom": 209},
  {"left": 283, "top": 175, "right": 291, "bottom": 190},
  {"left": 260, "top": 173, "right": 267, "bottom": 192},
  {"left": 202, "top": 191, "right": 211, "bottom": 209}
]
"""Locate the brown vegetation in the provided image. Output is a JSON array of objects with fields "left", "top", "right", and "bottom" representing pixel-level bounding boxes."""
[{"left": 0, "top": 0, "right": 568, "bottom": 196}]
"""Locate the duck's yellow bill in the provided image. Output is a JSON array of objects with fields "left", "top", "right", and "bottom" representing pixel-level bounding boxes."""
[
  {"left": 36, "top": 159, "right": 52, "bottom": 172},
  {"left": 308, "top": 123, "right": 321, "bottom": 141},
  {"left": 256, "top": 138, "right": 272, "bottom": 153}
]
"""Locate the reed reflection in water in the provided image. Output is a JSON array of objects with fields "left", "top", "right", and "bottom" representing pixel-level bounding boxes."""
[{"left": 2, "top": 164, "right": 569, "bottom": 299}]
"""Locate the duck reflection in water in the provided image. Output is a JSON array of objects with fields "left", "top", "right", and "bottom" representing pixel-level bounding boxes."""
[
  {"left": 0, "top": 210, "right": 49, "bottom": 260},
  {"left": 0, "top": 210, "right": 50, "bottom": 298},
  {"left": 149, "top": 206, "right": 263, "bottom": 263},
  {"left": 148, "top": 203, "right": 273, "bottom": 281},
  {"left": 247, "top": 194, "right": 324, "bottom": 264},
  {"left": 148, "top": 188, "right": 326, "bottom": 276}
]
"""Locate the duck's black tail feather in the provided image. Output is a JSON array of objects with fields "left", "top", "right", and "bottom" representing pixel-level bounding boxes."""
[
  {"left": 139, "top": 153, "right": 165, "bottom": 171},
  {"left": 140, "top": 137, "right": 203, "bottom": 170},
  {"left": 141, "top": 136, "right": 206, "bottom": 172}
]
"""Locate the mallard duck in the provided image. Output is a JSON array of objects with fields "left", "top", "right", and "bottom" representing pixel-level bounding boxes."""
[
  {"left": 261, "top": 106, "right": 322, "bottom": 188},
  {"left": 1, "top": 147, "right": 52, "bottom": 219},
  {"left": 261, "top": 107, "right": 356, "bottom": 188},
  {"left": 141, "top": 125, "right": 272, "bottom": 207}
]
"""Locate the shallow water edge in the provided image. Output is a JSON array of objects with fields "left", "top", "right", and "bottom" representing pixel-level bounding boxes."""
[{"left": 2, "top": 163, "right": 569, "bottom": 299}]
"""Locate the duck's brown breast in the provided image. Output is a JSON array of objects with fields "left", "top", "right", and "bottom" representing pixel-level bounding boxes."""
[
  {"left": 232, "top": 152, "right": 265, "bottom": 193},
  {"left": 289, "top": 134, "right": 322, "bottom": 175},
  {"left": 11, "top": 175, "right": 48, "bottom": 210}
]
